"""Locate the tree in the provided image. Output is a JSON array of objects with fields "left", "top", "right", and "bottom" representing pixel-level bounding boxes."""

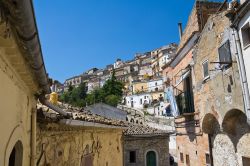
[
  {"left": 105, "top": 95, "right": 121, "bottom": 107},
  {"left": 59, "top": 71, "right": 124, "bottom": 107},
  {"left": 102, "top": 70, "right": 124, "bottom": 97}
]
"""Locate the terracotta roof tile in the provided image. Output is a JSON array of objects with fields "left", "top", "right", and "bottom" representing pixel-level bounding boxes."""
[
  {"left": 123, "top": 124, "right": 169, "bottom": 136},
  {"left": 37, "top": 103, "right": 128, "bottom": 127}
]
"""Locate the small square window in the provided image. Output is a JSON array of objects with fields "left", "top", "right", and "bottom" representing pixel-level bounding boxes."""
[
  {"left": 206, "top": 153, "right": 211, "bottom": 165},
  {"left": 180, "top": 153, "right": 184, "bottom": 163},
  {"left": 241, "top": 22, "right": 250, "bottom": 48},
  {"left": 186, "top": 154, "right": 190, "bottom": 166},
  {"left": 129, "top": 151, "right": 136, "bottom": 163},
  {"left": 202, "top": 60, "right": 209, "bottom": 80}
]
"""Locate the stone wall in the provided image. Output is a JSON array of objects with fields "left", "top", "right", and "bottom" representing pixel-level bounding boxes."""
[
  {"left": 36, "top": 123, "right": 124, "bottom": 166},
  {"left": 123, "top": 135, "right": 169, "bottom": 166},
  {"left": 194, "top": 11, "right": 250, "bottom": 166}
]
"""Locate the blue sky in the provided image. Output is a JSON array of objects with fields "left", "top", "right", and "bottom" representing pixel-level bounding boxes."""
[{"left": 34, "top": 0, "right": 195, "bottom": 82}]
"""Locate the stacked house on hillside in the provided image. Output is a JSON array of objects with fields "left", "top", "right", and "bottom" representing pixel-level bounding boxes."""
[{"left": 63, "top": 44, "right": 177, "bottom": 116}]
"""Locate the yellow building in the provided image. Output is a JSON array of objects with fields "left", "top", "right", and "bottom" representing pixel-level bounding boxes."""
[
  {"left": 132, "top": 81, "right": 148, "bottom": 94},
  {"left": 36, "top": 104, "right": 126, "bottom": 166},
  {"left": 151, "top": 91, "right": 164, "bottom": 101},
  {"left": 0, "top": 1, "right": 50, "bottom": 165}
]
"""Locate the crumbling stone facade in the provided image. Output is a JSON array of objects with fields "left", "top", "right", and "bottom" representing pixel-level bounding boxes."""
[
  {"left": 162, "top": 2, "right": 231, "bottom": 166},
  {"left": 194, "top": 11, "right": 250, "bottom": 166},
  {"left": 36, "top": 123, "right": 124, "bottom": 166}
]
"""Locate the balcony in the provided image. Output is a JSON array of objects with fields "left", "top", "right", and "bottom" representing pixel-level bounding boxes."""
[{"left": 175, "top": 90, "right": 195, "bottom": 115}]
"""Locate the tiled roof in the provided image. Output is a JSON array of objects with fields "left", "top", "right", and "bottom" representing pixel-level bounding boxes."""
[
  {"left": 37, "top": 102, "right": 128, "bottom": 128},
  {"left": 123, "top": 124, "right": 169, "bottom": 136}
]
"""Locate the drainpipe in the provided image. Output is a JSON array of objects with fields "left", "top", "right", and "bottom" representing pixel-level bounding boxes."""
[
  {"left": 31, "top": 107, "right": 36, "bottom": 166},
  {"left": 232, "top": 28, "right": 250, "bottom": 125},
  {"left": 39, "top": 96, "right": 72, "bottom": 118}
]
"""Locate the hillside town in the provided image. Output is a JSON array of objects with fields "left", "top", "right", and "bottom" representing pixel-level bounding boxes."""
[{"left": 1, "top": 0, "right": 250, "bottom": 166}]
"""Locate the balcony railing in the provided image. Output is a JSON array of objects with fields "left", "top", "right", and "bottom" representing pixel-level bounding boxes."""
[{"left": 176, "top": 90, "right": 195, "bottom": 115}]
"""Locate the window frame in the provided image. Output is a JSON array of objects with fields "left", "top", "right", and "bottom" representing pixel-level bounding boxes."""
[
  {"left": 180, "top": 153, "right": 184, "bottom": 163},
  {"left": 241, "top": 22, "right": 250, "bottom": 49},
  {"left": 186, "top": 154, "right": 190, "bottom": 166},
  {"left": 202, "top": 59, "right": 210, "bottom": 81}
]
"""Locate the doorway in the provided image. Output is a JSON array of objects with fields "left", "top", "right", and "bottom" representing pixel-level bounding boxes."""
[
  {"left": 146, "top": 151, "right": 157, "bottom": 166},
  {"left": 9, "top": 141, "right": 23, "bottom": 166}
]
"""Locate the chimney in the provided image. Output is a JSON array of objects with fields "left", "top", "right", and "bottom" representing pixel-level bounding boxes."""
[{"left": 178, "top": 22, "right": 183, "bottom": 41}]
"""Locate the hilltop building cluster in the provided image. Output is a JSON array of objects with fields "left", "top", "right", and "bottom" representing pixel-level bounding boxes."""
[{"left": 56, "top": 43, "right": 177, "bottom": 117}]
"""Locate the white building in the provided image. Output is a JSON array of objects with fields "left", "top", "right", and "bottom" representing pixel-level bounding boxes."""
[
  {"left": 145, "top": 101, "right": 169, "bottom": 116},
  {"left": 147, "top": 79, "right": 164, "bottom": 92},
  {"left": 125, "top": 93, "right": 152, "bottom": 109}
]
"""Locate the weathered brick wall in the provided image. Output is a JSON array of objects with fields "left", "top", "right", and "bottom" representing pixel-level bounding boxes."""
[
  {"left": 177, "top": 1, "right": 223, "bottom": 53},
  {"left": 123, "top": 136, "right": 169, "bottom": 166},
  {"left": 36, "top": 123, "right": 123, "bottom": 166},
  {"left": 176, "top": 134, "right": 210, "bottom": 166}
]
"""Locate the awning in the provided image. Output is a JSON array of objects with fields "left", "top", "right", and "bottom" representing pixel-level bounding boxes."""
[{"left": 174, "top": 70, "right": 191, "bottom": 87}]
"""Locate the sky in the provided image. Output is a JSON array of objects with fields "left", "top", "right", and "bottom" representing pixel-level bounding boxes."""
[{"left": 33, "top": 0, "right": 195, "bottom": 83}]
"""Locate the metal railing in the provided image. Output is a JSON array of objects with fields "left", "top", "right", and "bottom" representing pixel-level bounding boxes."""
[{"left": 176, "top": 91, "right": 195, "bottom": 115}]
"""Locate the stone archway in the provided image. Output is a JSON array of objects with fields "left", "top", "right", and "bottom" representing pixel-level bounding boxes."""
[
  {"left": 221, "top": 109, "right": 250, "bottom": 166},
  {"left": 8, "top": 140, "right": 23, "bottom": 166},
  {"left": 222, "top": 109, "right": 248, "bottom": 136},
  {"left": 202, "top": 113, "right": 220, "bottom": 135}
]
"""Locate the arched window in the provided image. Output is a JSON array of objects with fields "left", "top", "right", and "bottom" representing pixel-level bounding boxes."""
[
  {"left": 9, "top": 141, "right": 23, "bottom": 166},
  {"left": 146, "top": 151, "right": 157, "bottom": 166},
  {"left": 80, "top": 154, "right": 93, "bottom": 166}
]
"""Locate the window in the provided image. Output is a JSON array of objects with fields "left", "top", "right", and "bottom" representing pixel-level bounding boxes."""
[
  {"left": 81, "top": 154, "right": 93, "bottom": 166},
  {"left": 241, "top": 22, "right": 250, "bottom": 48},
  {"left": 202, "top": 60, "right": 209, "bottom": 80},
  {"left": 129, "top": 151, "right": 136, "bottom": 163},
  {"left": 186, "top": 154, "right": 190, "bottom": 166},
  {"left": 144, "top": 96, "right": 146, "bottom": 99},
  {"left": 140, "top": 99, "right": 142, "bottom": 105},
  {"left": 155, "top": 82, "right": 158, "bottom": 86},
  {"left": 242, "top": 156, "right": 250, "bottom": 166},
  {"left": 218, "top": 40, "right": 232, "bottom": 67},
  {"left": 180, "top": 153, "right": 184, "bottom": 163},
  {"left": 141, "top": 86, "right": 144, "bottom": 90},
  {"left": 206, "top": 153, "right": 211, "bottom": 166}
]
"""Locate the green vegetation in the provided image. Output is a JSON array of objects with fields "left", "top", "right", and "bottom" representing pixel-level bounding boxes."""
[{"left": 59, "top": 71, "right": 124, "bottom": 107}]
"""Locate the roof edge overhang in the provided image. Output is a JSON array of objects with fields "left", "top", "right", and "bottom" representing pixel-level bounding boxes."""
[
  {"left": 60, "top": 119, "right": 128, "bottom": 129},
  {"left": 1, "top": 0, "right": 50, "bottom": 94}
]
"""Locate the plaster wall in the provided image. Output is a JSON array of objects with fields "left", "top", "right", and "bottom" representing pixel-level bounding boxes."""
[
  {"left": 0, "top": 43, "right": 37, "bottom": 166},
  {"left": 36, "top": 124, "right": 124, "bottom": 166}
]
